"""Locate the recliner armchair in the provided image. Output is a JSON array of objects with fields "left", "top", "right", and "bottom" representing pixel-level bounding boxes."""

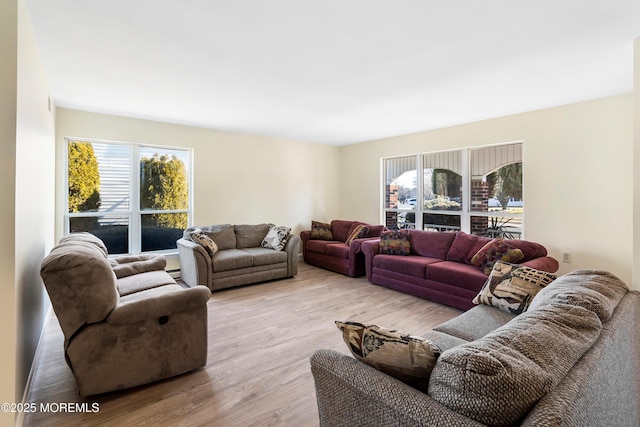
[{"left": 40, "top": 232, "right": 211, "bottom": 396}]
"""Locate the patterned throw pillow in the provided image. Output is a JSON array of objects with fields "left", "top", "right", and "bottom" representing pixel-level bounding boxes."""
[
  {"left": 471, "top": 238, "right": 525, "bottom": 275},
  {"left": 261, "top": 225, "right": 291, "bottom": 251},
  {"left": 473, "top": 260, "right": 557, "bottom": 314},
  {"left": 345, "top": 224, "right": 369, "bottom": 245},
  {"left": 309, "top": 221, "right": 333, "bottom": 240},
  {"left": 336, "top": 321, "right": 441, "bottom": 390},
  {"left": 189, "top": 230, "right": 219, "bottom": 257},
  {"left": 378, "top": 230, "right": 410, "bottom": 255}
]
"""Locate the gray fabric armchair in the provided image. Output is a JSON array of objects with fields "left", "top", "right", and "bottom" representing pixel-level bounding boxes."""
[{"left": 40, "top": 232, "right": 211, "bottom": 396}]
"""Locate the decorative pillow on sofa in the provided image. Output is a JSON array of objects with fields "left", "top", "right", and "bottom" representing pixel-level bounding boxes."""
[
  {"left": 345, "top": 224, "right": 369, "bottom": 245},
  {"left": 192, "top": 224, "right": 236, "bottom": 250},
  {"left": 473, "top": 260, "right": 556, "bottom": 315},
  {"left": 446, "top": 231, "right": 491, "bottom": 264},
  {"left": 261, "top": 225, "right": 291, "bottom": 251},
  {"left": 471, "top": 238, "right": 524, "bottom": 275},
  {"left": 378, "top": 230, "right": 411, "bottom": 255},
  {"left": 189, "top": 230, "right": 219, "bottom": 257},
  {"left": 310, "top": 221, "right": 333, "bottom": 240},
  {"left": 336, "top": 321, "right": 441, "bottom": 389}
]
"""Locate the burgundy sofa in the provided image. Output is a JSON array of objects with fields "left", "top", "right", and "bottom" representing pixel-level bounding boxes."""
[
  {"left": 362, "top": 230, "right": 559, "bottom": 310},
  {"left": 300, "top": 220, "right": 387, "bottom": 277}
]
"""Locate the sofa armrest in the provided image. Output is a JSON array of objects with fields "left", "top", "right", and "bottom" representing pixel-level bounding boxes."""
[
  {"left": 361, "top": 239, "right": 380, "bottom": 279},
  {"left": 522, "top": 256, "right": 559, "bottom": 273},
  {"left": 110, "top": 254, "right": 167, "bottom": 279},
  {"left": 284, "top": 234, "right": 301, "bottom": 276},
  {"left": 177, "top": 238, "right": 212, "bottom": 288},
  {"left": 310, "top": 349, "right": 483, "bottom": 427},
  {"left": 107, "top": 286, "right": 211, "bottom": 325},
  {"left": 299, "top": 230, "right": 311, "bottom": 260},
  {"left": 348, "top": 237, "right": 377, "bottom": 255}
]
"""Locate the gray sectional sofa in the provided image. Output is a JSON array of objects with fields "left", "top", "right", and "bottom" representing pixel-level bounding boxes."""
[
  {"left": 311, "top": 270, "right": 640, "bottom": 426},
  {"left": 177, "top": 223, "right": 300, "bottom": 291}
]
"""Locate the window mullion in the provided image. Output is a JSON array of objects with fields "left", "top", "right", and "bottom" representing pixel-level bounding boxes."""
[
  {"left": 461, "top": 148, "right": 470, "bottom": 233},
  {"left": 130, "top": 145, "right": 141, "bottom": 254},
  {"left": 416, "top": 154, "right": 423, "bottom": 230}
]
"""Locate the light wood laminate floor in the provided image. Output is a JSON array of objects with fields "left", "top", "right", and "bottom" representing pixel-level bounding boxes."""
[{"left": 21, "top": 263, "right": 461, "bottom": 427}]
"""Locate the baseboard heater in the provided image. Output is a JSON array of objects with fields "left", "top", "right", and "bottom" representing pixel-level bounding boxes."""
[{"left": 167, "top": 269, "right": 181, "bottom": 279}]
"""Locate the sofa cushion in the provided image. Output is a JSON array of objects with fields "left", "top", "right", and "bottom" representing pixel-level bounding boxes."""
[
  {"left": 472, "top": 261, "right": 556, "bottom": 315},
  {"left": 365, "top": 224, "right": 386, "bottom": 237},
  {"left": 433, "top": 304, "right": 516, "bottom": 341},
  {"left": 429, "top": 303, "right": 602, "bottom": 426},
  {"left": 117, "top": 270, "right": 176, "bottom": 296},
  {"left": 373, "top": 254, "right": 440, "bottom": 277},
  {"left": 324, "top": 243, "right": 350, "bottom": 259},
  {"left": 199, "top": 224, "right": 237, "bottom": 250},
  {"left": 345, "top": 224, "right": 369, "bottom": 245},
  {"left": 235, "top": 223, "right": 271, "bottom": 248},
  {"left": 40, "top": 240, "right": 119, "bottom": 338},
  {"left": 211, "top": 249, "right": 253, "bottom": 272},
  {"left": 310, "top": 221, "right": 334, "bottom": 240},
  {"left": 470, "top": 238, "right": 524, "bottom": 274},
  {"left": 189, "top": 230, "right": 219, "bottom": 257},
  {"left": 528, "top": 269, "right": 628, "bottom": 322},
  {"left": 379, "top": 230, "right": 411, "bottom": 255},
  {"left": 422, "top": 330, "right": 471, "bottom": 352},
  {"left": 446, "top": 231, "right": 492, "bottom": 264},
  {"left": 409, "top": 230, "right": 456, "bottom": 259},
  {"left": 241, "top": 247, "right": 288, "bottom": 266},
  {"left": 336, "top": 320, "right": 441, "bottom": 390},
  {"left": 331, "top": 220, "right": 359, "bottom": 242},
  {"left": 305, "top": 239, "right": 339, "bottom": 254},
  {"left": 110, "top": 254, "right": 167, "bottom": 279},
  {"left": 425, "top": 261, "right": 488, "bottom": 292},
  {"left": 260, "top": 225, "right": 291, "bottom": 251},
  {"left": 59, "top": 232, "right": 109, "bottom": 257}
]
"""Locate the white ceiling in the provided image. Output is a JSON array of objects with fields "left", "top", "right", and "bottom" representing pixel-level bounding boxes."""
[{"left": 26, "top": 0, "right": 640, "bottom": 145}]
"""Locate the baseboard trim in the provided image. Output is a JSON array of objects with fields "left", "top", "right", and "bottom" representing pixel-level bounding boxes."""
[
  {"left": 17, "top": 305, "right": 53, "bottom": 426},
  {"left": 167, "top": 269, "right": 181, "bottom": 279}
]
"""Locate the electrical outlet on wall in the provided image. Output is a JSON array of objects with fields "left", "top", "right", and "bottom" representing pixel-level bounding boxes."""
[{"left": 562, "top": 251, "right": 571, "bottom": 263}]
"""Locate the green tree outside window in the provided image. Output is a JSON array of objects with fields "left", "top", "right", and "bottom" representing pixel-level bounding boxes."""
[
  {"left": 140, "top": 153, "right": 189, "bottom": 229},
  {"left": 68, "top": 141, "right": 101, "bottom": 213}
]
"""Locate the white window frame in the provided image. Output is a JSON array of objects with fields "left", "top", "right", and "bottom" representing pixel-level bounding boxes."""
[
  {"left": 64, "top": 137, "right": 194, "bottom": 255},
  {"left": 381, "top": 141, "right": 523, "bottom": 237}
]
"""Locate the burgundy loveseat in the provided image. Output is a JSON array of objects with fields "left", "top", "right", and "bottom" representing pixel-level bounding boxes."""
[
  {"left": 362, "top": 230, "right": 559, "bottom": 310},
  {"left": 300, "top": 220, "right": 387, "bottom": 277}
]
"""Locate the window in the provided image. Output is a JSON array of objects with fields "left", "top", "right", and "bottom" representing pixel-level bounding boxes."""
[
  {"left": 66, "top": 139, "right": 192, "bottom": 254},
  {"left": 383, "top": 142, "right": 523, "bottom": 238}
]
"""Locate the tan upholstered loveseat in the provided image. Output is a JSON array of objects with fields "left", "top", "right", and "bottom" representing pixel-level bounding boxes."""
[
  {"left": 40, "top": 232, "right": 211, "bottom": 396},
  {"left": 177, "top": 223, "right": 300, "bottom": 291},
  {"left": 311, "top": 270, "right": 640, "bottom": 426}
]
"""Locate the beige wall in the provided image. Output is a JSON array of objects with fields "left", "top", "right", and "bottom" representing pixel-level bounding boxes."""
[
  {"left": 0, "top": 1, "right": 18, "bottom": 424},
  {"left": 15, "top": 0, "right": 56, "bottom": 403},
  {"left": 339, "top": 95, "right": 634, "bottom": 287},
  {"left": 56, "top": 94, "right": 635, "bottom": 286},
  {"left": 634, "top": 38, "right": 640, "bottom": 291},
  {"left": 55, "top": 108, "right": 341, "bottom": 266},
  {"left": 0, "top": 1, "right": 56, "bottom": 425}
]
